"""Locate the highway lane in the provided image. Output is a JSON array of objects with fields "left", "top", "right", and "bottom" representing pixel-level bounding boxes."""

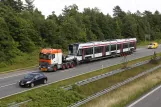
[
  {"left": 0, "top": 46, "right": 161, "bottom": 99},
  {"left": 127, "top": 84, "right": 161, "bottom": 107}
]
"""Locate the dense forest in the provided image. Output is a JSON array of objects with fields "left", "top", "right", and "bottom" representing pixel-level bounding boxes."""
[{"left": 0, "top": 0, "right": 161, "bottom": 63}]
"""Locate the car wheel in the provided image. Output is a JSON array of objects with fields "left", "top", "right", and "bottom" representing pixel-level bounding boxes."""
[
  {"left": 30, "top": 83, "right": 34, "bottom": 88},
  {"left": 43, "top": 79, "right": 47, "bottom": 84}
]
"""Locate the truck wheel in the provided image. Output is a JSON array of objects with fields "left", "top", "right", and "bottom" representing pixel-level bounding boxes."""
[
  {"left": 70, "top": 62, "right": 74, "bottom": 68},
  {"left": 111, "top": 53, "right": 116, "bottom": 57},
  {"left": 53, "top": 66, "right": 57, "bottom": 72},
  {"left": 62, "top": 64, "right": 66, "bottom": 70},
  {"left": 66, "top": 63, "right": 69, "bottom": 69},
  {"left": 74, "top": 60, "right": 79, "bottom": 66},
  {"left": 130, "top": 49, "right": 134, "bottom": 54}
]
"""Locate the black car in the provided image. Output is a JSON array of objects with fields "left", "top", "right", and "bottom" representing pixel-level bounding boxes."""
[{"left": 19, "top": 72, "right": 48, "bottom": 87}]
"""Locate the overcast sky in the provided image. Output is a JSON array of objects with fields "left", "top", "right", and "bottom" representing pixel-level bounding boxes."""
[{"left": 27, "top": 0, "right": 161, "bottom": 17}]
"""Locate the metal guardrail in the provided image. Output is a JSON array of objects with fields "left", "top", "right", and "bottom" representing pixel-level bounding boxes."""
[
  {"left": 62, "top": 57, "right": 161, "bottom": 90},
  {"left": 69, "top": 63, "right": 161, "bottom": 107},
  {"left": 8, "top": 99, "right": 32, "bottom": 107}
]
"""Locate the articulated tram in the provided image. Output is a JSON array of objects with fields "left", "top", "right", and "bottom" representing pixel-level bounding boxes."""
[{"left": 66, "top": 38, "right": 137, "bottom": 63}]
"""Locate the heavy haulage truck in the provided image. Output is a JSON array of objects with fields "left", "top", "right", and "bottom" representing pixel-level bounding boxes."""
[
  {"left": 39, "top": 38, "right": 137, "bottom": 71},
  {"left": 39, "top": 49, "right": 76, "bottom": 71}
]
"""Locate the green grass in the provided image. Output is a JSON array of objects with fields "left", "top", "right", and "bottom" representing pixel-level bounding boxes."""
[
  {"left": 77, "top": 59, "right": 161, "bottom": 97},
  {"left": 0, "top": 49, "right": 40, "bottom": 73},
  {"left": 137, "top": 39, "right": 161, "bottom": 47},
  {"left": 0, "top": 53, "right": 161, "bottom": 107},
  {"left": 0, "top": 88, "right": 84, "bottom": 107}
]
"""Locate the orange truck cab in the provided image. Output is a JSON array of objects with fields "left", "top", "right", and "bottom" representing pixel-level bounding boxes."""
[
  {"left": 39, "top": 49, "right": 63, "bottom": 71},
  {"left": 39, "top": 48, "right": 75, "bottom": 72}
]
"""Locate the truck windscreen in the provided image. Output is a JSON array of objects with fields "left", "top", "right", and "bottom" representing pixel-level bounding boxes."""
[{"left": 39, "top": 53, "right": 52, "bottom": 59}]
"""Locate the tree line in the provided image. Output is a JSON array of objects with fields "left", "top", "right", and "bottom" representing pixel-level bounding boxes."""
[{"left": 0, "top": 0, "right": 161, "bottom": 62}]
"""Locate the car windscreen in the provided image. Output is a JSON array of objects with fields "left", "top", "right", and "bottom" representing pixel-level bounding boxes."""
[
  {"left": 24, "top": 74, "right": 37, "bottom": 79},
  {"left": 149, "top": 43, "right": 153, "bottom": 45}
]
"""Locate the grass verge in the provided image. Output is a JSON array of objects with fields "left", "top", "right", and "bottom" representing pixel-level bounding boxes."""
[
  {"left": 137, "top": 39, "right": 161, "bottom": 47},
  {"left": 0, "top": 53, "right": 161, "bottom": 107},
  {"left": 0, "top": 50, "right": 39, "bottom": 73},
  {"left": 83, "top": 64, "right": 161, "bottom": 107},
  {"left": 77, "top": 61, "right": 161, "bottom": 97}
]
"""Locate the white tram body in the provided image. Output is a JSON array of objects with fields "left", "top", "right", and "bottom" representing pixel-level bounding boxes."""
[{"left": 66, "top": 38, "right": 137, "bottom": 62}]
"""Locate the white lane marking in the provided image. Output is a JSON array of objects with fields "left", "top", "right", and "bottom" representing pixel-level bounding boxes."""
[
  {"left": 60, "top": 69, "right": 71, "bottom": 73},
  {"left": 136, "top": 49, "right": 141, "bottom": 51},
  {"left": 128, "top": 84, "right": 161, "bottom": 107},
  {"left": 0, "top": 83, "right": 17, "bottom": 88},
  {"left": 0, "top": 72, "right": 30, "bottom": 80},
  {"left": 60, "top": 68, "right": 76, "bottom": 72}
]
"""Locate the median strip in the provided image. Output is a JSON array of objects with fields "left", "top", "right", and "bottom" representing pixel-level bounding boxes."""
[
  {"left": 62, "top": 59, "right": 151, "bottom": 90},
  {"left": 69, "top": 64, "right": 161, "bottom": 107}
]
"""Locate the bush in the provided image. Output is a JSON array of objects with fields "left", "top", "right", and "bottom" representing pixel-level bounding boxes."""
[{"left": 0, "top": 62, "right": 7, "bottom": 68}]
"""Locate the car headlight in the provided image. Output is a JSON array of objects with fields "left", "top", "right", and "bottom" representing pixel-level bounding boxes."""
[{"left": 26, "top": 81, "right": 31, "bottom": 84}]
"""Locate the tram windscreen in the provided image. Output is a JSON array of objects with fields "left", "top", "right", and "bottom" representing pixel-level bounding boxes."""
[{"left": 68, "top": 44, "right": 78, "bottom": 55}]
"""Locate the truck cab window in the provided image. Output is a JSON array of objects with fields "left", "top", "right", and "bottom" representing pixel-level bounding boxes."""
[
  {"left": 39, "top": 53, "right": 44, "bottom": 59},
  {"left": 48, "top": 54, "right": 52, "bottom": 59},
  {"left": 52, "top": 54, "right": 55, "bottom": 59}
]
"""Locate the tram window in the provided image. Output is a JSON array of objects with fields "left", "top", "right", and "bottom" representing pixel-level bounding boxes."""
[
  {"left": 123, "top": 43, "right": 128, "bottom": 48},
  {"left": 84, "top": 48, "right": 93, "bottom": 55},
  {"left": 117, "top": 44, "right": 120, "bottom": 50},
  {"left": 105, "top": 45, "right": 109, "bottom": 52},
  {"left": 111, "top": 45, "right": 116, "bottom": 51},
  {"left": 77, "top": 49, "right": 82, "bottom": 56},
  {"left": 130, "top": 42, "right": 134, "bottom": 47},
  {"left": 95, "top": 47, "right": 102, "bottom": 53}
]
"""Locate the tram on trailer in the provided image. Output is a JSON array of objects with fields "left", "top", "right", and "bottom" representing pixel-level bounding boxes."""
[
  {"left": 66, "top": 38, "right": 137, "bottom": 63},
  {"left": 39, "top": 38, "right": 137, "bottom": 72}
]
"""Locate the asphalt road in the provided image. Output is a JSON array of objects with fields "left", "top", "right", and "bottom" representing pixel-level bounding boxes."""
[
  {"left": 0, "top": 46, "right": 161, "bottom": 99},
  {"left": 127, "top": 84, "right": 161, "bottom": 107}
]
